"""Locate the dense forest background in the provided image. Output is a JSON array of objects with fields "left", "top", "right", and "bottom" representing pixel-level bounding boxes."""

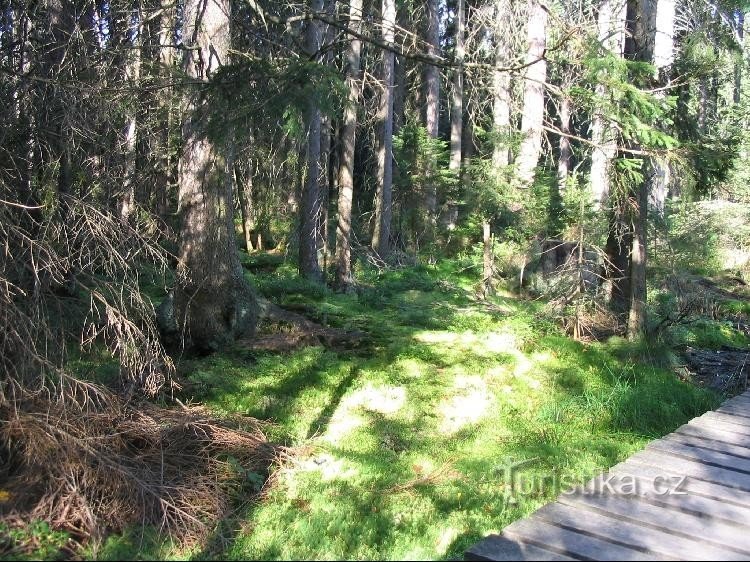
[{"left": 2, "top": 0, "right": 750, "bottom": 558}]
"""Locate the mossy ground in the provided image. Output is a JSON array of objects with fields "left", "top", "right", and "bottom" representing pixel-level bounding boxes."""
[{"left": 81, "top": 255, "right": 719, "bottom": 560}]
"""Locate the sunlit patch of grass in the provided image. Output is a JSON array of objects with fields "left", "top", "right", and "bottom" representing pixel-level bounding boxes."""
[
  {"left": 672, "top": 319, "right": 750, "bottom": 349},
  {"left": 85, "top": 256, "right": 720, "bottom": 561}
]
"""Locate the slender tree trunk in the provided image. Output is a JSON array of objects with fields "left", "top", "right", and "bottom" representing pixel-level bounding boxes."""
[
  {"left": 627, "top": 172, "right": 648, "bottom": 338},
  {"left": 735, "top": 12, "right": 745, "bottom": 104},
  {"left": 12, "top": 8, "right": 37, "bottom": 216},
  {"left": 648, "top": 0, "right": 675, "bottom": 217},
  {"left": 39, "top": 0, "right": 75, "bottom": 201},
  {"left": 320, "top": 115, "right": 331, "bottom": 276},
  {"left": 154, "top": 0, "right": 176, "bottom": 218},
  {"left": 393, "top": 55, "right": 406, "bottom": 134},
  {"left": 319, "top": 0, "right": 336, "bottom": 277},
  {"left": 449, "top": 0, "right": 465, "bottom": 174},
  {"left": 491, "top": 0, "right": 512, "bottom": 172},
  {"left": 589, "top": 0, "right": 626, "bottom": 209},
  {"left": 118, "top": 0, "right": 141, "bottom": 222},
  {"left": 372, "top": 0, "right": 395, "bottom": 256},
  {"left": 482, "top": 220, "right": 494, "bottom": 297},
  {"left": 515, "top": 0, "right": 548, "bottom": 188},
  {"left": 168, "top": 0, "right": 258, "bottom": 353},
  {"left": 335, "top": 0, "right": 363, "bottom": 289},
  {"left": 239, "top": 158, "right": 256, "bottom": 254},
  {"left": 299, "top": 0, "right": 325, "bottom": 281},
  {"left": 424, "top": 0, "right": 440, "bottom": 220},
  {"left": 556, "top": 94, "right": 572, "bottom": 192}
]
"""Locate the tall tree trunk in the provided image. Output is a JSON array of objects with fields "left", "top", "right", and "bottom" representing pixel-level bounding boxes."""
[
  {"left": 148, "top": 0, "right": 176, "bottom": 218},
  {"left": 168, "top": 0, "right": 258, "bottom": 353},
  {"left": 335, "top": 0, "right": 363, "bottom": 289},
  {"left": 372, "top": 0, "right": 395, "bottom": 256},
  {"left": 735, "top": 12, "right": 745, "bottom": 104},
  {"left": 11, "top": 7, "right": 37, "bottom": 216},
  {"left": 515, "top": 0, "right": 548, "bottom": 188},
  {"left": 589, "top": 0, "right": 626, "bottom": 209},
  {"left": 648, "top": 0, "right": 675, "bottom": 217},
  {"left": 424, "top": 0, "right": 440, "bottom": 220},
  {"left": 299, "top": 0, "right": 325, "bottom": 281},
  {"left": 319, "top": 0, "right": 336, "bottom": 277},
  {"left": 624, "top": 0, "right": 660, "bottom": 338},
  {"left": 449, "top": 0, "right": 465, "bottom": 174},
  {"left": 491, "top": 0, "right": 512, "bottom": 172},
  {"left": 118, "top": 0, "right": 141, "bottom": 223},
  {"left": 39, "top": 0, "right": 75, "bottom": 201}
]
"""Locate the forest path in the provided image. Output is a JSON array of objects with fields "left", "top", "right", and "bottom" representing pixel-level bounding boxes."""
[{"left": 466, "top": 389, "right": 750, "bottom": 561}]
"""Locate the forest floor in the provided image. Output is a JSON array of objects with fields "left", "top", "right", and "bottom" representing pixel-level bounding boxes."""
[{"left": 69, "top": 253, "right": 732, "bottom": 561}]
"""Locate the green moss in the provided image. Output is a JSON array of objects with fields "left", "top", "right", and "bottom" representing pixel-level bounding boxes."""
[
  {"left": 68, "top": 256, "right": 719, "bottom": 561},
  {"left": 167, "top": 258, "right": 720, "bottom": 560}
]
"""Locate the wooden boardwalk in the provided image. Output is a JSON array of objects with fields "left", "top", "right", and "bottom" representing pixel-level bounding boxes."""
[{"left": 466, "top": 390, "right": 750, "bottom": 561}]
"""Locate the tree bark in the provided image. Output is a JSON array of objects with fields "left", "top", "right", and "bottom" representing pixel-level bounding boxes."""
[
  {"left": 423, "top": 0, "right": 440, "bottom": 220},
  {"left": 148, "top": 0, "right": 176, "bottom": 218},
  {"left": 372, "top": 0, "right": 395, "bottom": 257},
  {"left": 238, "top": 156, "right": 256, "bottom": 254},
  {"left": 482, "top": 220, "right": 494, "bottom": 297},
  {"left": 627, "top": 170, "right": 648, "bottom": 338},
  {"left": 491, "top": 0, "right": 512, "bottom": 172},
  {"left": 624, "top": 0, "right": 659, "bottom": 338},
  {"left": 449, "top": 0, "right": 465, "bottom": 174},
  {"left": 335, "top": 0, "right": 363, "bottom": 289},
  {"left": 117, "top": 0, "right": 141, "bottom": 223},
  {"left": 167, "top": 0, "right": 258, "bottom": 353},
  {"left": 589, "top": 0, "right": 626, "bottom": 209},
  {"left": 648, "top": 0, "right": 675, "bottom": 217},
  {"left": 735, "top": 12, "right": 745, "bottom": 105},
  {"left": 515, "top": 0, "right": 548, "bottom": 188},
  {"left": 299, "top": 0, "right": 325, "bottom": 281}
]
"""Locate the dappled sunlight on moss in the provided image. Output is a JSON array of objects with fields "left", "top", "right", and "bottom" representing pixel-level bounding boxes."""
[
  {"left": 438, "top": 375, "right": 494, "bottom": 435},
  {"left": 140, "top": 257, "right": 725, "bottom": 560},
  {"left": 323, "top": 383, "right": 407, "bottom": 445}
]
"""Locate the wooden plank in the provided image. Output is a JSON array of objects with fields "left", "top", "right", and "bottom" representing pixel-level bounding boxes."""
[
  {"left": 717, "top": 395, "right": 750, "bottom": 408},
  {"left": 505, "top": 514, "right": 662, "bottom": 560},
  {"left": 559, "top": 487, "right": 750, "bottom": 554},
  {"left": 502, "top": 517, "right": 653, "bottom": 561},
  {"left": 665, "top": 432, "right": 750, "bottom": 459},
  {"left": 466, "top": 392, "right": 750, "bottom": 561},
  {"left": 688, "top": 415, "right": 750, "bottom": 437},
  {"left": 717, "top": 405, "right": 750, "bottom": 419},
  {"left": 726, "top": 392, "right": 750, "bottom": 405},
  {"left": 648, "top": 438, "right": 750, "bottom": 472},
  {"left": 616, "top": 459, "right": 750, "bottom": 507},
  {"left": 465, "top": 534, "right": 576, "bottom": 561},
  {"left": 705, "top": 410, "right": 750, "bottom": 429},
  {"left": 607, "top": 465, "right": 750, "bottom": 523},
  {"left": 676, "top": 423, "right": 750, "bottom": 449},
  {"left": 627, "top": 449, "right": 750, "bottom": 491},
  {"left": 531, "top": 502, "right": 745, "bottom": 560}
]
